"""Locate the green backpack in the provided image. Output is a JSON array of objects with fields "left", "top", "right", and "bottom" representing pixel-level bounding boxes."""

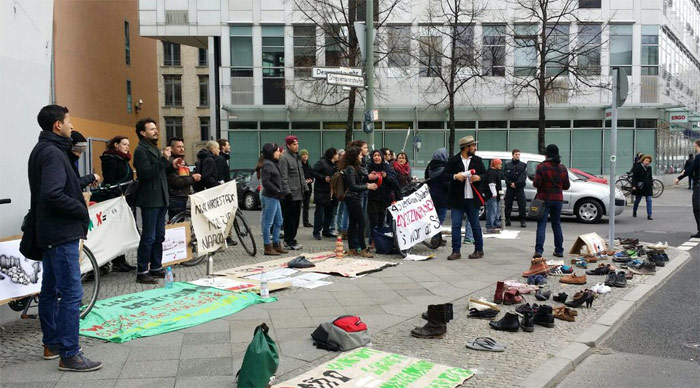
[{"left": 237, "top": 323, "right": 279, "bottom": 388}]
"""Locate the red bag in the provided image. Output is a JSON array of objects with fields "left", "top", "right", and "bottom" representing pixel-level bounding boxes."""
[{"left": 333, "top": 316, "right": 367, "bottom": 332}]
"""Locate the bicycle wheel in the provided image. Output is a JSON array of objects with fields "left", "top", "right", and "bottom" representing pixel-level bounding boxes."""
[
  {"left": 233, "top": 212, "right": 257, "bottom": 256},
  {"left": 615, "top": 177, "right": 632, "bottom": 197},
  {"left": 652, "top": 179, "right": 664, "bottom": 198},
  {"left": 170, "top": 211, "right": 209, "bottom": 267},
  {"left": 79, "top": 246, "right": 100, "bottom": 319}
]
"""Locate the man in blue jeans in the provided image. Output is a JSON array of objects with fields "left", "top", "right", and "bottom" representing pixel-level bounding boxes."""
[
  {"left": 443, "top": 136, "right": 486, "bottom": 260},
  {"left": 484, "top": 158, "right": 503, "bottom": 233},
  {"left": 133, "top": 118, "right": 182, "bottom": 284},
  {"left": 533, "top": 144, "right": 571, "bottom": 258},
  {"left": 27, "top": 105, "right": 102, "bottom": 371}
]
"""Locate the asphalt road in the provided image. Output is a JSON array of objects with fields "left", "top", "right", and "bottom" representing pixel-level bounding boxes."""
[{"left": 557, "top": 186, "right": 700, "bottom": 388}]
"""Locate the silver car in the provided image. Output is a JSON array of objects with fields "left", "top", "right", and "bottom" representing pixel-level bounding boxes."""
[{"left": 474, "top": 151, "right": 626, "bottom": 224}]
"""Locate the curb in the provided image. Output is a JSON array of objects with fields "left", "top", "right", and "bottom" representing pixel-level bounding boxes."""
[{"left": 519, "top": 247, "right": 693, "bottom": 388}]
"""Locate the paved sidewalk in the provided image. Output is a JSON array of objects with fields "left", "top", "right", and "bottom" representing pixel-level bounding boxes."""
[{"left": 0, "top": 219, "right": 688, "bottom": 388}]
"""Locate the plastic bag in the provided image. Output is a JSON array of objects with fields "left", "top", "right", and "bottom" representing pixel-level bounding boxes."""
[{"left": 237, "top": 323, "right": 279, "bottom": 388}]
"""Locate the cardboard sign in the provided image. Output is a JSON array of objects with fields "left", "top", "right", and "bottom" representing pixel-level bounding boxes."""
[
  {"left": 84, "top": 196, "right": 140, "bottom": 267},
  {"left": 0, "top": 236, "right": 42, "bottom": 304},
  {"left": 273, "top": 347, "right": 474, "bottom": 388},
  {"left": 299, "top": 258, "right": 398, "bottom": 278},
  {"left": 189, "top": 180, "right": 238, "bottom": 255},
  {"left": 387, "top": 185, "right": 441, "bottom": 250},
  {"left": 569, "top": 232, "right": 607, "bottom": 255},
  {"left": 214, "top": 251, "right": 336, "bottom": 278},
  {"left": 162, "top": 222, "right": 192, "bottom": 266}
]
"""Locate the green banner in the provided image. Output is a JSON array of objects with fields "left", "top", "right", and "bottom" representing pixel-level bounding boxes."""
[{"left": 79, "top": 282, "right": 275, "bottom": 343}]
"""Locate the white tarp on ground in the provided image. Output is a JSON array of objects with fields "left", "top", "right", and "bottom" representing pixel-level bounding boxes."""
[{"left": 189, "top": 181, "right": 238, "bottom": 255}]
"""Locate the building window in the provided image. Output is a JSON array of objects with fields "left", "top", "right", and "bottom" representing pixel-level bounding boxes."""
[
  {"left": 514, "top": 24, "right": 537, "bottom": 76},
  {"left": 642, "top": 25, "right": 659, "bottom": 75},
  {"left": 200, "top": 117, "right": 210, "bottom": 141},
  {"left": 419, "top": 34, "right": 442, "bottom": 77},
  {"left": 294, "top": 25, "right": 316, "bottom": 77},
  {"left": 124, "top": 21, "right": 131, "bottom": 66},
  {"left": 126, "top": 80, "right": 132, "bottom": 113},
  {"left": 164, "top": 117, "right": 183, "bottom": 139},
  {"left": 163, "top": 42, "right": 181, "bottom": 66},
  {"left": 262, "top": 25, "right": 285, "bottom": 105},
  {"left": 163, "top": 75, "right": 182, "bottom": 106},
  {"left": 387, "top": 26, "right": 411, "bottom": 68},
  {"left": 198, "top": 48, "right": 208, "bottom": 66},
  {"left": 545, "top": 24, "right": 569, "bottom": 76},
  {"left": 230, "top": 26, "right": 254, "bottom": 105},
  {"left": 482, "top": 25, "right": 506, "bottom": 76},
  {"left": 199, "top": 75, "right": 209, "bottom": 107},
  {"left": 609, "top": 24, "right": 632, "bottom": 75},
  {"left": 579, "top": 0, "right": 601, "bottom": 8},
  {"left": 577, "top": 24, "right": 601, "bottom": 76},
  {"left": 325, "top": 25, "right": 343, "bottom": 67},
  {"left": 454, "top": 25, "right": 475, "bottom": 68}
]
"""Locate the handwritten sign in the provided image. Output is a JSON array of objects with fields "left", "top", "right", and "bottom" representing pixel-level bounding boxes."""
[
  {"left": 274, "top": 347, "right": 474, "bottom": 388},
  {"left": 189, "top": 181, "right": 238, "bottom": 255},
  {"left": 387, "top": 184, "right": 441, "bottom": 250}
]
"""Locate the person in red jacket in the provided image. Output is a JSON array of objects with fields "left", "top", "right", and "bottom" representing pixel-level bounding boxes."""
[{"left": 533, "top": 144, "right": 571, "bottom": 258}]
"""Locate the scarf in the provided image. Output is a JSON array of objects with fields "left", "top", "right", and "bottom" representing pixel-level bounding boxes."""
[
  {"left": 393, "top": 160, "right": 411, "bottom": 175},
  {"left": 103, "top": 148, "right": 132, "bottom": 161}
]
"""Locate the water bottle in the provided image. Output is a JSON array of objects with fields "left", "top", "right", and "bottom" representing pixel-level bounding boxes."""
[
  {"left": 260, "top": 271, "right": 269, "bottom": 299},
  {"left": 165, "top": 266, "right": 174, "bottom": 289},
  {"left": 206, "top": 255, "right": 214, "bottom": 275}
]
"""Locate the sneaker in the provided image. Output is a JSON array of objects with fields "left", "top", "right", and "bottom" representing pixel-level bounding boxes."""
[
  {"left": 463, "top": 238, "right": 475, "bottom": 245},
  {"left": 58, "top": 353, "right": 103, "bottom": 372},
  {"left": 43, "top": 345, "right": 83, "bottom": 360},
  {"left": 136, "top": 273, "right": 158, "bottom": 284},
  {"left": 291, "top": 243, "right": 303, "bottom": 250},
  {"left": 313, "top": 234, "right": 321, "bottom": 240}
]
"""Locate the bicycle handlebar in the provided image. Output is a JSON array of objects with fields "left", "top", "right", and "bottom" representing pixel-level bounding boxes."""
[
  {"left": 89, "top": 180, "right": 134, "bottom": 193},
  {"left": 0, "top": 198, "right": 10, "bottom": 204}
]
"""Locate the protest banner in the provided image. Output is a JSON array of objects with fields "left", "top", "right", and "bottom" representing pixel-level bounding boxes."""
[
  {"left": 0, "top": 236, "right": 42, "bottom": 304},
  {"left": 162, "top": 222, "right": 192, "bottom": 266},
  {"left": 189, "top": 180, "right": 238, "bottom": 255},
  {"left": 84, "top": 196, "right": 140, "bottom": 268},
  {"left": 274, "top": 347, "right": 474, "bottom": 388},
  {"left": 387, "top": 184, "right": 441, "bottom": 250},
  {"left": 79, "top": 282, "right": 275, "bottom": 343}
]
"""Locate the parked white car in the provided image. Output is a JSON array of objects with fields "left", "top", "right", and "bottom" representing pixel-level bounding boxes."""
[{"left": 473, "top": 151, "right": 626, "bottom": 224}]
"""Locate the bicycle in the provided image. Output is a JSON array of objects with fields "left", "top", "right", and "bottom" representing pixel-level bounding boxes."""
[
  {"left": 615, "top": 173, "right": 664, "bottom": 198},
  {"left": 0, "top": 198, "right": 100, "bottom": 320},
  {"left": 169, "top": 206, "right": 257, "bottom": 266}
]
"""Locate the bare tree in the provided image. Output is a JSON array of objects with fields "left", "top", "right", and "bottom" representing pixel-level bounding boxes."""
[
  {"left": 290, "top": 0, "right": 403, "bottom": 145},
  {"left": 505, "top": 0, "right": 608, "bottom": 154},
  {"left": 411, "top": 0, "right": 485, "bottom": 155}
]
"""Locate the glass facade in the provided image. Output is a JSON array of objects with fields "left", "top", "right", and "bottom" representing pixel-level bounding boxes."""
[{"left": 609, "top": 24, "right": 633, "bottom": 75}]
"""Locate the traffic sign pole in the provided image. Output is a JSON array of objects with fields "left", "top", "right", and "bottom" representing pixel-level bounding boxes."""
[
  {"left": 365, "top": 0, "right": 375, "bottom": 149},
  {"left": 608, "top": 69, "right": 619, "bottom": 251}
]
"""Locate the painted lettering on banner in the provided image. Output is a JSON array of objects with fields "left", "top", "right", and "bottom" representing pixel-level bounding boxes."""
[
  {"left": 189, "top": 181, "right": 238, "bottom": 255},
  {"left": 388, "top": 185, "right": 441, "bottom": 250}
]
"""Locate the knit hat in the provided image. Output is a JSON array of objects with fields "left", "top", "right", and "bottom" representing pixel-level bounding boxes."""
[
  {"left": 70, "top": 130, "right": 88, "bottom": 152},
  {"left": 545, "top": 144, "right": 560, "bottom": 158},
  {"left": 285, "top": 135, "right": 298, "bottom": 146},
  {"left": 299, "top": 149, "right": 309, "bottom": 156},
  {"left": 491, "top": 158, "right": 502, "bottom": 167}
]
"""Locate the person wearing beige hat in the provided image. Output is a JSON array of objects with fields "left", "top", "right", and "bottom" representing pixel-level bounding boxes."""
[{"left": 443, "top": 135, "right": 486, "bottom": 260}]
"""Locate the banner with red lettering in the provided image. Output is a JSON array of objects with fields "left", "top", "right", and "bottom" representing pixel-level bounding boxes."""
[
  {"left": 84, "top": 196, "right": 140, "bottom": 271},
  {"left": 387, "top": 184, "right": 441, "bottom": 250},
  {"left": 189, "top": 180, "right": 238, "bottom": 255}
]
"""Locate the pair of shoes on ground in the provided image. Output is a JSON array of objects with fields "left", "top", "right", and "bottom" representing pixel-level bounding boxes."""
[
  {"left": 564, "top": 289, "right": 596, "bottom": 308},
  {"left": 412, "top": 304, "right": 452, "bottom": 339},
  {"left": 527, "top": 274, "right": 547, "bottom": 286},
  {"left": 447, "top": 250, "right": 484, "bottom": 260},
  {"left": 490, "top": 305, "right": 554, "bottom": 332},
  {"left": 346, "top": 248, "right": 373, "bottom": 258},
  {"left": 559, "top": 273, "right": 587, "bottom": 285},
  {"left": 586, "top": 263, "right": 616, "bottom": 275},
  {"left": 628, "top": 261, "right": 656, "bottom": 275},
  {"left": 522, "top": 257, "right": 549, "bottom": 277},
  {"left": 136, "top": 268, "right": 172, "bottom": 284},
  {"left": 43, "top": 345, "right": 101, "bottom": 372},
  {"left": 590, "top": 282, "right": 611, "bottom": 294},
  {"left": 553, "top": 306, "right": 577, "bottom": 322},
  {"left": 284, "top": 241, "right": 303, "bottom": 250},
  {"left": 549, "top": 265, "right": 574, "bottom": 276},
  {"left": 493, "top": 281, "right": 525, "bottom": 305}
]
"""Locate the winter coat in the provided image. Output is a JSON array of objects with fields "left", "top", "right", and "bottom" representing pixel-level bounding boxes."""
[
  {"left": 302, "top": 160, "right": 313, "bottom": 193},
  {"left": 425, "top": 148, "right": 449, "bottom": 208},
  {"left": 533, "top": 158, "right": 571, "bottom": 201},
  {"left": 215, "top": 152, "right": 231, "bottom": 183},
  {"left": 442, "top": 153, "right": 487, "bottom": 210},
  {"left": 311, "top": 157, "right": 335, "bottom": 205},
  {"left": 279, "top": 150, "right": 309, "bottom": 200},
  {"left": 194, "top": 148, "right": 219, "bottom": 191},
  {"left": 133, "top": 139, "right": 171, "bottom": 208},
  {"left": 368, "top": 161, "right": 401, "bottom": 204},
  {"left": 484, "top": 168, "right": 503, "bottom": 201},
  {"left": 261, "top": 159, "right": 284, "bottom": 199},
  {"left": 97, "top": 151, "right": 133, "bottom": 201},
  {"left": 167, "top": 156, "right": 195, "bottom": 199},
  {"left": 631, "top": 163, "right": 653, "bottom": 196},
  {"left": 68, "top": 152, "right": 97, "bottom": 189},
  {"left": 504, "top": 159, "right": 527, "bottom": 190},
  {"left": 27, "top": 131, "right": 90, "bottom": 248},
  {"left": 344, "top": 165, "right": 368, "bottom": 200}
]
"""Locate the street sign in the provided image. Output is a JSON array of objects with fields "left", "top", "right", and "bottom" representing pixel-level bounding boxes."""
[
  {"left": 363, "top": 109, "right": 374, "bottom": 133},
  {"left": 613, "top": 67, "right": 629, "bottom": 107},
  {"left": 312, "top": 67, "right": 362, "bottom": 79},
  {"left": 354, "top": 22, "right": 376, "bottom": 60},
  {"left": 327, "top": 72, "right": 365, "bottom": 88}
]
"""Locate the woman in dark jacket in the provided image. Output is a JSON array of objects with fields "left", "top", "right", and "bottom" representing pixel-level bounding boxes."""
[
  {"left": 367, "top": 150, "right": 401, "bottom": 247},
  {"left": 259, "top": 142, "right": 287, "bottom": 255},
  {"left": 300, "top": 149, "right": 314, "bottom": 227},
  {"left": 341, "top": 147, "right": 377, "bottom": 257},
  {"left": 393, "top": 151, "right": 412, "bottom": 188},
  {"left": 631, "top": 155, "right": 654, "bottom": 220},
  {"left": 424, "top": 147, "right": 449, "bottom": 225},
  {"left": 98, "top": 135, "right": 136, "bottom": 272},
  {"left": 311, "top": 148, "right": 339, "bottom": 239}
]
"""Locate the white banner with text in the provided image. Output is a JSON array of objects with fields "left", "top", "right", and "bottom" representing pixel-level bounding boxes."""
[
  {"left": 189, "top": 181, "right": 238, "bottom": 255},
  {"left": 388, "top": 184, "right": 440, "bottom": 250}
]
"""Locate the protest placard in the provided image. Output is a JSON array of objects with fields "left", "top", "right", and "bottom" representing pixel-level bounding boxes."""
[
  {"left": 162, "top": 222, "right": 192, "bottom": 266},
  {"left": 387, "top": 184, "right": 441, "bottom": 250},
  {"left": 189, "top": 181, "right": 238, "bottom": 255},
  {"left": 84, "top": 196, "right": 140, "bottom": 267}
]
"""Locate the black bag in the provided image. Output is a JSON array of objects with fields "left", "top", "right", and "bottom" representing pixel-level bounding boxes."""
[
  {"left": 124, "top": 180, "right": 139, "bottom": 206},
  {"left": 371, "top": 226, "right": 398, "bottom": 254},
  {"left": 19, "top": 209, "right": 43, "bottom": 261},
  {"left": 288, "top": 256, "right": 315, "bottom": 269},
  {"left": 528, "top": 199, "right": 545, "bottom": 221}
]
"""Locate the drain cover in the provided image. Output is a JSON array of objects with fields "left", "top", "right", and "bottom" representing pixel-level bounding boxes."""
[{"left": 682, "top": 342, "right": 700, "bottom": 349}]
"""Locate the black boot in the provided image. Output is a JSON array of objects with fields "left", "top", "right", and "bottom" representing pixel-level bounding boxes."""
[
  {"left": 411, "top": 305, "right": 447, "bottom": 339},
  {"left": 533, "top": 305, "right": 555, "bottom": 328},
  {"left": 520, "top": 311, "right": 535, "bottom": 332},
  {"left": 489, "top": 312, "right": 520, "bottom": 332},
  {"left": 111, "top": 255, "right": 135, "bottom": 272},
  {"left": 421, "top": 303, "right": 453, "bottom": 322}
]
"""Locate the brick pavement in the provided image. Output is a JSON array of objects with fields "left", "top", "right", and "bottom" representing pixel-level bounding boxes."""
[{"left": 0, "top": 216, "right": 682, "bottom": 388}]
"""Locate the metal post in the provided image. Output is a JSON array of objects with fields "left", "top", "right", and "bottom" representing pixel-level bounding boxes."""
[
  {"left": 365, "top": 0, "right": 374, "bottom": 150},
  {"left": 608, "top": 69, "right": 618, "bottom": 251}
]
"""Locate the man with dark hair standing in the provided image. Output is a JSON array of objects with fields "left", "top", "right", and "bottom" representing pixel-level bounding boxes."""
[
  {"left": 444, "top": 136, "right": 486, "bottom": 260},
  {"left": 504, "top": 149, "right": 527, "bottom": 227},
  {"left": 279, "top": 135, "right": 308, "bottom": 250},
  {"left": 676, "top": 140, "right": 700, "bottom": 237},
  {"left": 533, "top": 144, "right": 571, "bottom": 258},
  {"left": 166, "top": 137, "right": 201, "bottom": 219},
  {"left": 133, "top": 118, "right": 181, "bottom": 284},
  {"left": 215, "top": 138, "right": 231, "bottom": 183},
  {"left": 27, "top": 105, "right": 102, "bottom": 371},
  {"left": 683, "top": 153, "right": 695, "bottom": 190}
]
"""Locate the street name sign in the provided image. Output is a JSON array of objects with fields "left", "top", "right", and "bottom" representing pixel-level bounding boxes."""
[
  {"left": 327, "top": 72, "right": 365, "bottom": 88},
  {"left": 312, "top": 67, "right": 362, "bottom": 79}
]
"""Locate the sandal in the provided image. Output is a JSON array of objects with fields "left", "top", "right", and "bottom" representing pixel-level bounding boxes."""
[{"left": 466, "top": 337, "right": 506, "bottom": 352}]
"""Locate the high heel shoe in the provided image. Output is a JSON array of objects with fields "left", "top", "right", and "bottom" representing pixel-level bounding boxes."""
[
  {"left": 565, "top": 289, "right": 593, "bottom": 308},
  {"left": 585, "top": 292, "right": 595, "bottom": 308}
]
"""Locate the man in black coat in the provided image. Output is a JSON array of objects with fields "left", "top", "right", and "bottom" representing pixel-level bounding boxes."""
[
  {"left": 26, "top": 105, "right": 102, "bottom": 371},
  {"left": 442, "top": 136, "right": 486, "bottom": 260},
  {"left": 215, "top": 139, "right": 231, "bottom": 183},
  {"left": 194, "top": 141, "right": 221, "bottom": 191},
  {"left": 133, "top": 118, "right": 181, "bottom": 284},
  {"left": 504, "top": 149, "right": 528, "bottom": 227},
  {"left": 676, "top": 140, "right": 700, "bottom": 237},
  {"left": 311, "top": 148, "right": 339, "bottom": 239}
]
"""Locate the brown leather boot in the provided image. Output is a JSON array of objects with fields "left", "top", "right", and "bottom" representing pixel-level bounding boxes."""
[
  {"left": 411, "top": 304, "right": 447, "bottom": 339},
  {"left": 264, "top": 244, "right": 280, "bottom": 256},
  {"left": 493, "top": 281, "right": 506, "bottom": 304},
  {"left": 272, "top": 242, "right": 287, "bottom": 254},
  {"left": 522, "top": 257, "right": 548, "bottom": 277}
]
